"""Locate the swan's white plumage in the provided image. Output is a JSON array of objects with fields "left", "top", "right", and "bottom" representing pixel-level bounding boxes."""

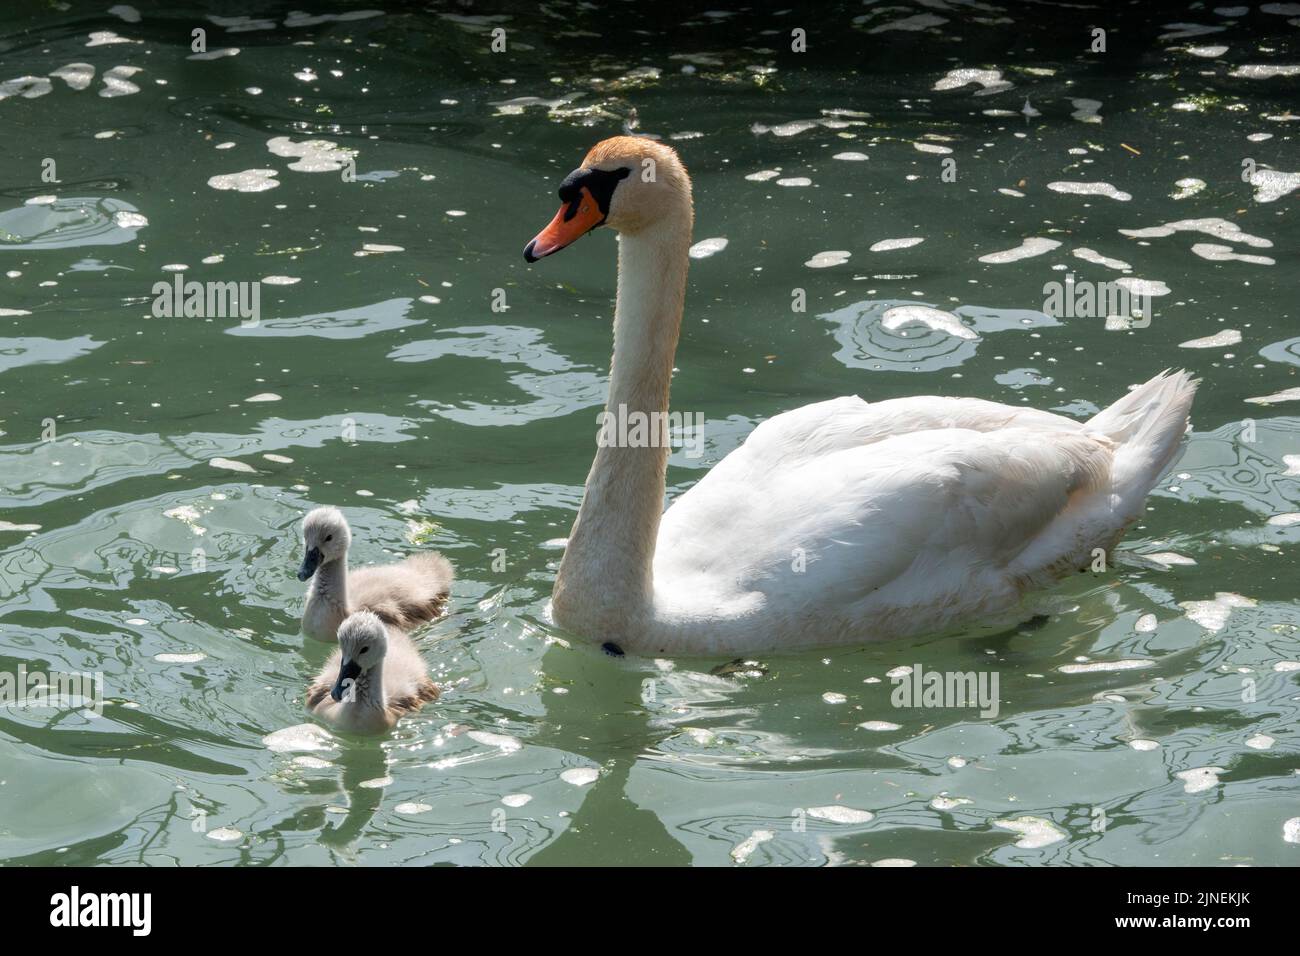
[{"left": 649, "top": 373, "right": 1195, "bottom": 652}]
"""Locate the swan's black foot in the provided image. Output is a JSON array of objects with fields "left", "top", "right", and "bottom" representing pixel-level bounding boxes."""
[
  {"left": 1018, "top": 614, "right": 1052, "bottom": 633},
  {"left": 710, "top": 658, "right": 768, "bottom": 678},
  {"left": 601, "top": 642, "right": 625, "bottom": 657}
]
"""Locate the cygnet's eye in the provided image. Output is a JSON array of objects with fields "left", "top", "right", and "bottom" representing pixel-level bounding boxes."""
[
  {"left": 360, "top": 645, "right": 370, "bottom": 655},
  {"left": 325, "top": 534, "right": 333, "bottom": 542}
]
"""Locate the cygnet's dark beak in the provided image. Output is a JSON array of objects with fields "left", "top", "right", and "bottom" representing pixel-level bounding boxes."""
[
  {"left": 331, "top": 659, "right": 362, "bottom": 702},
  {"left": 297, "top": 546, "right": 322, "bottom": 582}
]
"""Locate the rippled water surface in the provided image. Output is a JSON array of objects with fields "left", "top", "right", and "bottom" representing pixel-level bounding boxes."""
[{"left": 1, "top": 2, "right": 1298, "bottom": 866}]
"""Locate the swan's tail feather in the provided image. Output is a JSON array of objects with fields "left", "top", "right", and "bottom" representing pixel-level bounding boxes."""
[{"left": 1087, "top": 369, "right": 1197, "bottom": 510}]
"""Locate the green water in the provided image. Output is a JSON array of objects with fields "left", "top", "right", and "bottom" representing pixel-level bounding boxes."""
[{"left": 1, "top": 2, "right": 1298, "bottom": 866}]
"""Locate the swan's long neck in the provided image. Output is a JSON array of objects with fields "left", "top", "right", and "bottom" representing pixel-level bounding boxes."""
[
  {"left": 553, "top": 214, "right": 691, "bottom": 632},
  {"left": 312, "top": 554, "right": 349, "bottom": 614},
  {"left": 353, "top": 660, "right": 387, "bottom": 712}
]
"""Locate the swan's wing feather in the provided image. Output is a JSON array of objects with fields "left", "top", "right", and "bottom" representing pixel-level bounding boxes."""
[{"left": 657, "top": 410, "right": 1113, "bottom": 619}]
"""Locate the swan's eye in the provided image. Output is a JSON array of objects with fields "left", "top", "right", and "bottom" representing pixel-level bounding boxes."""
[
  {"left": 325, "top": 534, "right": 333, "bottom": 542},
  {"left": 360, "top": 645, "right": 370, "bottom": 654}
]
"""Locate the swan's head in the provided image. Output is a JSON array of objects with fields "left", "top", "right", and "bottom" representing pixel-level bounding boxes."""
[
  {"left": 298, "top": 506, "right": 351, "bottom": 581},
  {"left": 523, "top": 135, "right": 692, "bottom": 262},
  {"left": 331, "top": 611, "right": 388, "bottom": 702}
]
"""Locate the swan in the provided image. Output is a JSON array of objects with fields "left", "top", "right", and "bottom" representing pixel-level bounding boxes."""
[
  {"left": 306, "top": 610, "right": 440, "bottom": 734},
  {"left": 523, "top": 136, "right": 1197, "bottom": 656},
  {"left": 297, "top": 506, "right": 453, "bottom": 643}
]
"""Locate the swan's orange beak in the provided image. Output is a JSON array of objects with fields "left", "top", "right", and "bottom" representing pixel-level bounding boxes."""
[{"left": 523, "top": 186, "right": 605, "bottom": 262}]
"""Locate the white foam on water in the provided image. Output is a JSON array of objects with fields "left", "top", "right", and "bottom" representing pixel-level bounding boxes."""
[
  {"left": 1191, "top": 243, "right": 1274, "bottom": 265},
  {"left": 1071, "top": 98, "right": 1102, "bottom": 123},
  {"left": 872, "top": 858, "right": 916, "bottom": 867},
  {"left": 1072, "top": 247, "right": 1131, "bottom": 271},
  {"left": 1119, "top": 217, "right": 1271, "bottom": 247},
  {"left": 359, "top": 776, "right": 392, "bottom": 789},
  {"left": 947, "top": 756, "right": 968, "bottom": 768},
  {"left": 99, "top": 65, "right": 142, "bottom": 97},
  {"left": 807, "top": 805, "right": 874, "bottom": 823},
  {"left": 209, "top": 457, "right": 257, "bottom": 473},
  {"left": 267, "top": 136, "right": 355, "bottom": 172},
  {"left": 881, "top": 305, "right": 977, "bottom": 340},
  {"left": 914, "top": 142, "right": 952, "bottom": 154},
  {"left": 244, "top": 392, "right": 281, "bottom": 402},
  {"left": 688, "top": 237, "right": 728, "bottom": 259},
  {"left": 994, "top": 816, "right": 1066, "bottom": 848},
  {"left": 356, "top": 243, "right": 404, "bottom": 255},
  {"left": 1116, "top": 276, "right": 1171, "bottom": 297},
  {"left": 832, "top": 151, "right": 869, "bottom": 161},
  {"left": 1179, "top": 329, "right": 1241, "bottom": 348},
  {"left": 292, "top": 756, "right": 331, "bottom": 769},
  {"left": 1246, "top": 734, "right": 1274, "bottom": 750},
  {"left": 560, "top": 767, "right": 598, "bottom": 786},
  {"left": 1176, "top": 767, "right": 1223, "bottom": 794},
  {"left": 930, "top": 795, "right": 972, "bottom": 811},
  {"left": 731, "top": 829, "right": 775, "bottom": 863},
  {"left": 1136, "top": 613, "right": 1159, "bottom": 632},
  {"left": 262, "top": 275, "right": 300, "bottom": 285},
  {"left": 112, "top": 211, "right": 148, "bottom": 229},
  {"left": 1171, "top": 177, "right": 1206, "bottom": 200},
  {"left": 978, "top": 237, "right": 1061, "bottom": 264},
  {"left": 1180, "top": 591, "right": 1255, "bottom": 630},
  {"left": 805, "top": 250, "right": 850, "bottom": 268},
  {"left": 1060, "top": 659, "right": 1152, "bottom": 674},
  {"left": 1048, "top": 181, "right": 1131, "bottom": 201},
  {"left": 1186, "top": 45, "right": 1228, "bottom": 57},
  {"left": 1267, "top": 512, "right": 1300, "bottom": 524},
  {"left": 394, "top": 802, "right": 431, "bottom": 814},
  {"left": 189, "top": 48, "right": 240, "bottom": 61},
  {"left": 207, "top": 827, "right": 242, "bottom": 843},
  {"left": 1275, "top": 661, "right": 1300, "bottom": 672},
  {"left": 501, "top": 794, "right": 532, "bottom": 808},
  {"left": 87, "top": 30, "right": 138, "bottom": 46},
  {"left": 208, "top": 169, "right": 279, "bottom": 192},
  {"left": 1129, "top": 739, "right": 1161, "bottom": 751},
  {"left": 998, "top": 187, "right": 1025, "bottom": 197},
  {"left": 822, "top": 692, "right": 847, "bottom": 704},
  {"left": 0, "top": 76, "right": 53, "bottom": 100},
  {"left": 870, "top": 237, "right": 924, "bottom": 252},
  {"left": 886, "top": 665, "right": 913, "bottom": 678},
  {"left": 468, "top": 730, "right": 522, "bottom": 752},
  {"left": 776, "top": 177, "right": 812, "bottom": 187},
  {"left": 933, "top": 68, "right": 1012, "bottom": 95},
  {"left": 1144, "top": 551, "right": 1197, "bottom": 567},
  {"left": 744, "top": 169, "right": 780, "bottom": 181},
  {"left": 263, "top": 454, "right": 293, "bottom": 464},
  {"left": 155, "top": 652, "right": 205, "bottom": 663},
  {"left": 1230, "top": 64, "right": 1300, "bottom": 78},
  {"left": 263, "top": 723, "right": 335, "bottom": 753},
  {"left": 1247, "top": 168, "right": 1300, "bottom": 203},
  {"left": 50, "top": 63, "right": 95, "bottom": 90},
  {"left": 858, "top": 720, "right": 902, "bottom": 731}
]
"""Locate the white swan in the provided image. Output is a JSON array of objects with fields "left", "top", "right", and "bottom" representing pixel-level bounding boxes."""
[
  {"left": 306, "top": 610, "right": 440, "bottom": 735},
  {"left": 524, "top": 136, "right": 1196, "bottom": 656},
  {"left": 298, "top": 506, "right": 453, "bottom": 643}
]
